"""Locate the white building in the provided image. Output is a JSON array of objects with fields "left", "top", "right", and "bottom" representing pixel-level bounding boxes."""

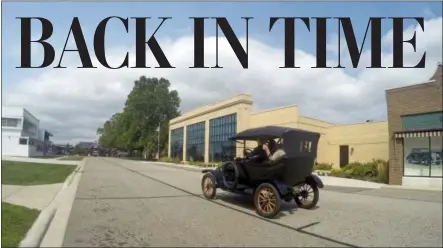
[{"left": 2, "top": 106, "right": 52, "bottom": 157}]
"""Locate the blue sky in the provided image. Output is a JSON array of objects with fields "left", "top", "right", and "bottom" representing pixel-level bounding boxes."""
[
  {"left": 2, "top": 1, "right": 442, "bottom": 142},
  {"left": 2, "top": 1, "right": 442, "bottom": 89}
]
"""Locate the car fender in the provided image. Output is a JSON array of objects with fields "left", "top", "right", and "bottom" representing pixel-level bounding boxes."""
[
  {"left": 202, "top": 169, "right": 223, "bottom": 187},
  {"left": 306, "top": 174, "right": 324, "bottom": 188},
  {"left": 273, "top": 181, "right": 290, "bottom": 196}
]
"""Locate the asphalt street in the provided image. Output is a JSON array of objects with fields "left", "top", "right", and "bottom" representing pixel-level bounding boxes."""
[{"left": 62, "top": 157, "right": 443, "bottom": 247}]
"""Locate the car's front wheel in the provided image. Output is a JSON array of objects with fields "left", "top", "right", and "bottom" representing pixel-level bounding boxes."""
[
  {"left": 201, "top": 173, "right": 216, "bottom": 200},
  {"left": 254, "top": 183, "right": 281, "bottom": 219}
]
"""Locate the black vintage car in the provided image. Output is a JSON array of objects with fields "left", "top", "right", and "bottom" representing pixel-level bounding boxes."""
[
  {"left": 406, "top": 148, "right": 442, "bottom": 165},
  {"left": 200, "top": 126, "right": 324, "bottom": 219}
]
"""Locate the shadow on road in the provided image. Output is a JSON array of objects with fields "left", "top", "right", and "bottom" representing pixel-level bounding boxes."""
[{"left": 214, "top": 193, "right": 320, "bottom": 218}]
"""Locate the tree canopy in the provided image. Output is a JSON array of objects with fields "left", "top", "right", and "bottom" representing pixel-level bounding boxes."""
[{"left": 97, "top": 76, "right": 181, "bottom": 157}]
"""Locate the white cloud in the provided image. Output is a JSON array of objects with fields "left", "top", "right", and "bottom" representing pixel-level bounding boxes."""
[{"left": 3, "top": 17, "right": 442, "bottom": 144}]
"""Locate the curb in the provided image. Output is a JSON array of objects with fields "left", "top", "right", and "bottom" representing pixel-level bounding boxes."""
[
  {"left": 381, "top": 184, "right": 443, "bottom": 192},
  {"left": 18, "top": 161, "right": 84, "bottom": 248},
  {"left": 142, "top": 161, "right": 216, "bottom": 173},
  {"left": 39, "top": 159, "right": 86, "bottom": 247}
]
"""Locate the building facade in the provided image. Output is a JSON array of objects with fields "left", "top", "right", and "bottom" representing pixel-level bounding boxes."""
[
  {"left": 386, "top": 64, "right": 442, "bottom": 188},
  {"left": 168, "top": 95, "right": 389, "bottom": 167},
  {"left": 2, "top": 106, "right": 52, "bottom": 157},
  {"left": 168, "top": 64, "right": 442, "bottom": 188}
]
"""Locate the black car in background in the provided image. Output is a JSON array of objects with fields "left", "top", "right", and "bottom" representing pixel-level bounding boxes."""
[{"left": 406, "top": 148, "right": 442, "bottom": 165}]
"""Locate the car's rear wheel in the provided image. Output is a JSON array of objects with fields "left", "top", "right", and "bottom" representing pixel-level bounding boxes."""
[
  {"left": 254, "top": 183, "right": 281, "bottom": 219},
  {"left": 201, "top": 173, "right": 216, "bottom": 199},
  {"left": 294, "top": 181, "right": 319, "bottom": 209}
]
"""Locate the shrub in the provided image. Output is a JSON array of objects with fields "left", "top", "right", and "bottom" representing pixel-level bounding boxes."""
[
  {"left": 374, "top": 159, "right": 389, "bottom": 183},
  {"left": 330, "top": 159, "right": 390, "bottom": 184},
  {"left": 341, "top": 161, "right": 378, "bottom": 177},
  {"left": 314, "top": 163, "right": 333, "bottom": 171},
  {"left": 330, "top": 169, "right": 353, "bottom": 178}
]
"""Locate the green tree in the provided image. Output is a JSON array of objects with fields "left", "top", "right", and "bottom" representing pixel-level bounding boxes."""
[{"left": 98, "top": 76, "right": 181, "bottom": 158}]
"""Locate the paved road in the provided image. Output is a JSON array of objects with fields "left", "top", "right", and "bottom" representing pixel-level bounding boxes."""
[{"left": 63, "top": 158, "right": 443, "bottom": 247}]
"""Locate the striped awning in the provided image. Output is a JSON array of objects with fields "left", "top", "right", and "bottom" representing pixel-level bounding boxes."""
[{"left": 394, "top": 130, "right": 442, "bottom": 138}]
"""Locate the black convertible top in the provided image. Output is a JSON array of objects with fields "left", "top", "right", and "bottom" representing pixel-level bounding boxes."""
[{"left": 231, "top": 125, "right": 320, "bottom": 141}]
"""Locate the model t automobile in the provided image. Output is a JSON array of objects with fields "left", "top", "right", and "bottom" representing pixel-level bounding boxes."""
[{"left": 200, "top": 126, "right": 324, "bottom": 218}]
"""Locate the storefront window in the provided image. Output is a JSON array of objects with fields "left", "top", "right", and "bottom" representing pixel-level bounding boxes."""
[
  {"left": 404, "top": 136, "right": 443, "bottom": 177},
  {"left": 209, "top": 113, "right": 237, "bottom": 162},
  {"left": 430, "top": 136, "right": 442, "bottom": 177},
  {"left": 403, "top": 137, "right": 431, "bottom": 176},
  {"left": 170, "top": 127, "right": 184, "bottom": 160},
  {"left": 186, "top": 122, "right": 205, "bottom": 162}
]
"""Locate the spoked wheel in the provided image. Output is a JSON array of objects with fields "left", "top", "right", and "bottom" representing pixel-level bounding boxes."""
[
  {"left": 254, "top": 183, "right": 281, "bottom": 219},
  {"left": 201, "top": 173, "right": 216, "bottom": 199},
  {"left": 294, "top": 181, "right": 319, "bottom": 209}
]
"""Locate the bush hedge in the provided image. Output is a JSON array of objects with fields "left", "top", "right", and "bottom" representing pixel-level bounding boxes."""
[
  {"left": 159, "top": 157, "right": 390, "bottom": 184},
  {"left": 314, "top": 163, "right": 333, "bottom": 171},
  {"left": 329, "top": 159, "right": 389, "bottom": 184}
]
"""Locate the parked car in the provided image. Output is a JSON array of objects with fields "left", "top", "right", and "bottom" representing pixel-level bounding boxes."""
[
  {"left": 407, "top": 149, "right": 442, "bottom": 165},
  {"left": 92, "top": 150, "right": 99, "bottom": 156}
]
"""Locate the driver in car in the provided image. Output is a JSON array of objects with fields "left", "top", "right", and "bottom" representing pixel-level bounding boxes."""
[
  {"left": 247, "top": 138, "right": 268, "bottom": 162},
  {"left": 262, "top": 139, "right": 286, "bottom": 162}
]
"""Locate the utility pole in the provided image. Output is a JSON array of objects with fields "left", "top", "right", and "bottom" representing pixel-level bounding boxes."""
[{"left": 157, "top": 123, "right": 160, "bottom": 160}]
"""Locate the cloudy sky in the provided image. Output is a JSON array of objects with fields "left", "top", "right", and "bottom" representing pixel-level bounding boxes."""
[{"left": 2, "top": 2, "right": 442, "bottom": 144}]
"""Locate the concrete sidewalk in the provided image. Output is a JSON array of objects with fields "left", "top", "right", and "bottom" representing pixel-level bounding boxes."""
[
  {"left": 2, "top": 184, "right": 64, "bottom": 210},
  {"left": 141, "top": 160, "right": 442, "bottom": 192},
  {"left": 316, "top": 175, "right": 383, "bottom": 189},
  {"left": 1, "top": 156, "right": 81, "bottom": 210},
  {"left": 2, "top": 156, "right": 83, "bottom": 248}
]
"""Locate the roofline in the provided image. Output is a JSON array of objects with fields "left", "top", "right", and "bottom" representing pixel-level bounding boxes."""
[
  {"left": 299, "top": 115, "right": 336, "bottom": 125},
  {"left": 170, "top": 94, "right": 253, "bottom": 125},
  {"left": 251, "top": 104, "right": 298, "bottom": 115},
  {"left": 331, "top": 120, "right": 388, "bottom": 127},
  {"left": 23, "top": 108, "right": 40, "bottom": 122},
  {"left": 1, "top": 106, "right": 37, "bottom": 120},
  {"left": 385, "top": 79, "right": 436, "bottom": 93}
]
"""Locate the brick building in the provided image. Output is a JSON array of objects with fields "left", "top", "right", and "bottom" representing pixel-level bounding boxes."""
[{"left": 386, "top": 63, "right": 443, "bottom": 188}]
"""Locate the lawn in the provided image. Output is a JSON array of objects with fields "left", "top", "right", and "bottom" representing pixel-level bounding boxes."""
[
  {"left": 1, "top": 160, "right": 77, "bottom": 185},
  {"left": 1, "top": 203, "right": 40, "bottom": 248},
  {"left": 58, "top": 156, "right": 84, "bottom": 161}
]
